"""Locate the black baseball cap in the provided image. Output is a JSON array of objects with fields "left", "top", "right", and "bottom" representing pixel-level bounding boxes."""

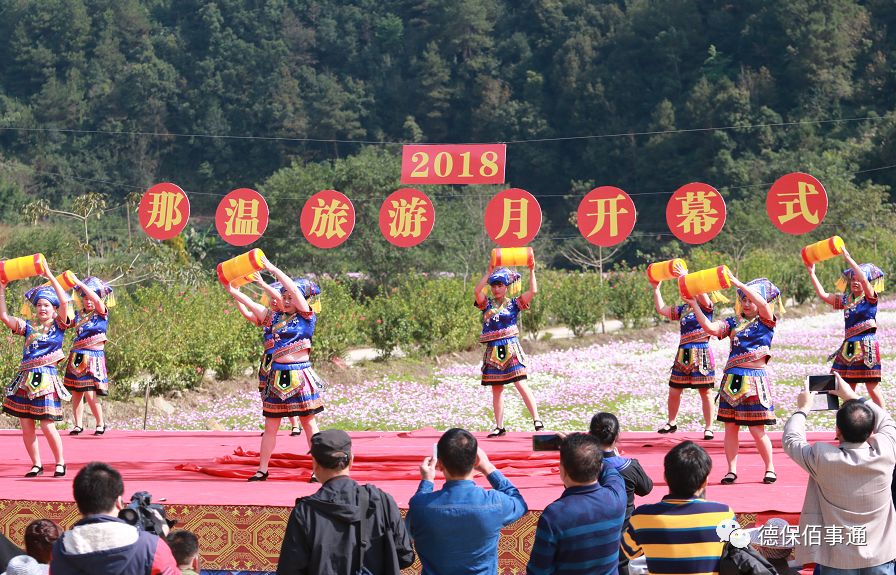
[{"left": 310, "top": 429, "right": 352, "bottom": 463}]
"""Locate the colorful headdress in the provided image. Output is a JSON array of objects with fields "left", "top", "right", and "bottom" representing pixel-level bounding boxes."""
[
  {"left": 735, "top": 278, "right": 784, "bottom": 316},
  {"left": 836, "top": 264, "right": 885, "bottom": 294},
  {"left": 487, "top": 267, "right": 522, "bottom": 297},
  {"left": 21, "top": 285, "right": 61, "bottom": 318},
  {"left": 75, "top": 276, "right": 116, "bottom": 308},
  {"left": 282, "top": 278, "right": 322, "bottom": 313}
]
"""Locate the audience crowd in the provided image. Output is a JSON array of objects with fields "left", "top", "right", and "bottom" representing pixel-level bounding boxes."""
[{"left": 3, "top": 380, "right": 896, "bottom": 575}]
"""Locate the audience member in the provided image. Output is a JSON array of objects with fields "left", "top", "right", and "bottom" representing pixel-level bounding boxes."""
[
  {"left": 50, "top": 461, "right": 181, "bottom": 575},
  {"left": 407, "top": 428, "right": 527, "bottom": 575},
  {"left": 589, "top": 412, "right": 654, "bottom": 575},
  {"left": 1, "top": 555, "right": 44, "bottom": 575},
  {"left": 783, "top": 373, "right": 896, "bottom": 572},
  {"left": 276, "top": 429, "right": 414, "bottom": 575},
  {"left": 0, "top": 532, "right": 23, "bottom": 573},
  {"left": 622, "top": 441, "right": 734, "bottom": 575},
  {"left": 526, "top": 432, "right": 626, "bottom": 575},
  {"left": 23, "top": 519, "right": 60, "bottom": 568},
  {"left": 165, "top": 531, "right": 200, "bottom": 575}
]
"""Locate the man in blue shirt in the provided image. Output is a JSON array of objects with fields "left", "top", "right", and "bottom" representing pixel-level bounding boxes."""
[
  {"left": 407, "top": 428, "right": 528, "bottom": 575},
  {"left": 527, "top": 433, "right": 627, "bottom": 575}
]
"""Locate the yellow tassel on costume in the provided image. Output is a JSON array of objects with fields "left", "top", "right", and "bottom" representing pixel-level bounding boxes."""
[
  {"left": 260, "top": 293, "right": 271, "bottom": 308},
  {"left": 309, "top": 296, "right": 322, "bottom": 314},
  {"left": 778, "top": 297, "right": 786, "bottom": 315},
  {"left": 873, "top": 278, "right": 885, "bottom": 294},
  {"left": 710, "top": 290, "right": 730, "bottom": 304},
  {"left": 835, "top": 276, "right": 847, "bottom": 293},
  {"left": 66, "top": 305, "right": 75, "bottom": 322},
  {"left": 20, "top": 301, "right": 32, "bottom": 318},
  {"left": 734, "top": 299, "right": 741, "bottom": 317},
  {"left": 72, "top": 292, "right": 82, "bottom": 310},
  {"left": 509, "top": 280, "right": 522, "bottom": 298},
  {"left": 105, "top": 291, "right": 116, "bottom": 308}
]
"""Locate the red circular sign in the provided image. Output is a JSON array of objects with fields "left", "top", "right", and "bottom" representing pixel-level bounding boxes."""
[
  {"left": 378, "top": 188, "right": 435, "bottom": 248},
  {"left": 665, "top": 182, "right": 727, "bottom": 244},
  {"left": 576, "top": 186, "right": 637, "bottom": 247},
  {"left": 766, "top": 172, "right": 828, "bottom": 235},
  {"left": 300, "top": 190, "right": 355, "bottom": 249},
  {"left": 484, "top": 188, "right": 542, "bottom": 247},
  {"left": 138, "top": 183, "right": 190, "bottom": 240},
  {"left": 215, "top": 188, "right": 269, "bottom": 246}
]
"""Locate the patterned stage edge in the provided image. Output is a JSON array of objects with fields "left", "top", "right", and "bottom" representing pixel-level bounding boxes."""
[{"left": 0, "top": 499, "right": 791, "bottom": 574}]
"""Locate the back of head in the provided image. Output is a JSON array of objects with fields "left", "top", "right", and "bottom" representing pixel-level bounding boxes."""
[
  {"left": 310, "top": 429, "right": 353, "bottom": 471},
  {"left": 664, "top": 441, "right": 712, "bottom": 498},
  {"left": 589, "top": 412, "right": 620, "bottom": 447},
  {"left": 4, "top": 555, "right": 43, "bottom": 575},
  {"left": 73, "top": 461, "right": 124, "bottom": 516},
  {"left": 24, "top": 519, "right": 62, "bottom": 563},
  {"left": 837, "top": 400, "right": 875, "bottom": 443},
  {"left": 437, "top": 428, "right": 477, "bottom": 477},
  {"left": 166, "top": 530, "right": 199, "bottom": 566},
  {"left": 560, "top": 433, "right": 603, "bottom": 483}
]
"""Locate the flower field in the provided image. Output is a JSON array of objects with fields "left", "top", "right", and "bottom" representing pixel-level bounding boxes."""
[{"left": 120, "top": 301, "right": 896, "bottom": 433}]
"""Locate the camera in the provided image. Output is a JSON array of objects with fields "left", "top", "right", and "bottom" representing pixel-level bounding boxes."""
[
  {"left": 532, "top": 433, "right": 562, "bottom": 451},
  {"left": 118, "top": 491, "right": 176, "bottom": 535}
]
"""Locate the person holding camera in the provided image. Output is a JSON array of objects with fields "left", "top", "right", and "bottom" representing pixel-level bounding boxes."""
[
  {"left": 783, "top": 372, "right": 896, "bottom": 573},
  {"left": 50, "top": 462, "right": 181, "bottom": 575}
]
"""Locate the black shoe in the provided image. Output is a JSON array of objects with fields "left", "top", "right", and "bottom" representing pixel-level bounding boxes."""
[
  {"left": 657, "top": 423, "right": 678, "bottom": 434},
  {"left": 290, "top": 426, "right": 302, "bottom": 437},
  {"left": 533, "top": 420, "right": 545, "bottom": 431},
  {"left": 54, "top": 463, "right": 67, "bottom": 477},
  {"left": 248, "top": 470, "right": 269, "bottom": 482},
  {"left": 703, "top": 429, "right": 715, "bottom": 440},
  {"left": 721, "top": 472, "right": 737, "bottom": 485},
  {"left": 487, "top": 427, "right": 507, "bottom": 438},
  {"left": 25, "top": 465, "right": 43, "bottom": 478},
  {"left": 69, "top": 426, "right": 84, "bottom": 436},
  {"left": 94, "top": 425, "right": 106, "bottom": 436},
  {"left": 763, "top": 471, "right": 777, "bottom": 484}
]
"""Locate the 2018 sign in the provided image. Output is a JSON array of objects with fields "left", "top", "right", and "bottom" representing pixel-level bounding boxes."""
[{"left": 401, "top": 144, "right": 506, "bottom": 185}]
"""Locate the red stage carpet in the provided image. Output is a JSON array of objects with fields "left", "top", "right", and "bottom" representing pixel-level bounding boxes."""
[{"left": 0, "top": 428, "right": 815, "bottom": 573}]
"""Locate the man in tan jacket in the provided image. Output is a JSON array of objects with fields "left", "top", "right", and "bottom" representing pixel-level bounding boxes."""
[{"left": 783, "top": 373, "right": 896, "bottom": 574}]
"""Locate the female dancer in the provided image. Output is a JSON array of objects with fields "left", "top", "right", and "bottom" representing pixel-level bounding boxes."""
[
  {"left": 686, "top": 276, "right": 779, "bottom": 485},
  {"left": 64, "top": 276, "right": 112, "bottom": 435},
  {"left": 474, "top": 264, "right": 542, "bottom": 437},
  {"left": 0, "top": 265, "right": 71, "bottom": 477},
  {"left": 806, "top": 250, "right": 885, "bottom": 406},
  {"left": 651, "top": 276, "right": 716, "bottom": 439},
  {"left": 227, "top": 276, "right": 301, "bottom": 435},
  {"left": 225, "top": 258, "right": 324, "bottom": 481}
]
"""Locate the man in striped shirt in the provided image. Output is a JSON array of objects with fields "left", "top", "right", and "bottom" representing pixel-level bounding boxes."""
[
  {"left": 622, "top": 441, "right": 735, "bottom": 575},
  {"left": 526, "top": 433, "right": 626, "bottom": 575}
]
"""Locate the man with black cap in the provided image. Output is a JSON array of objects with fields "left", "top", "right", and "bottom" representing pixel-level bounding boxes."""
[{"left": 276, "top": 429, "right": 415, "bottom": 575}]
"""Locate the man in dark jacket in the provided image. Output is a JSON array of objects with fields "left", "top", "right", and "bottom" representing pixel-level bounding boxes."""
[
  {"left": 50, "top": 461, "right": 181, "bottom": 575},
  {"left": 276, "top": 429, "right": 414, "bottom": 575}
]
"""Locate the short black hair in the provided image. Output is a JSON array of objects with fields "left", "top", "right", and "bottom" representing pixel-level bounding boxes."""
[
  {"left": 664, "top": 441, "right": 712, "bottom": 498},
  {"left": 560, "top": 433, "right": 603, "bottom": 483},
  {"left": 73, "top": 461, "right": 124, "bottom": 515},
  {"left": 166, "top": 530, "right": 199, "bottom": 565},
  {"left": 589, "top": 412, "right": 620, "bottom": 446},
  {"left": 24, "top": 519, "right": 62, "bottom": 563},
  {"left": 837, "top": 400, "right": 875, "bottom": 443},
  {"left": 437, "top": 428, "right": 477, "bottom": 477}
]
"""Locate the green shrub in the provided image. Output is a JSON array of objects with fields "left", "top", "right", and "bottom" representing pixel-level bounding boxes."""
[
  {"left": 550, "top": 272, "right": 607, "bottom": 337},
  {"left": 608, "top": 267, "right": 654, "bottom": 328},
  {"left": 314, "top": 278, "right": 366, "bottom": 361}
]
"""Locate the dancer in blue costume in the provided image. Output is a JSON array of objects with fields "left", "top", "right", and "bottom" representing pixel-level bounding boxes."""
[
  {"left": 225, "top": 257, "right": 324, "bottom": 481},
  {"left": 806, "top": 249, "right": 885, "bottom": 406},
  {"left": 64, "top": 276, "right": 113, "bottom": 436},
  {"left": 474, "top": 264, "right": 542, "bottom": 437},
  {"left": 226, "top": 276, "right": 301, "bottom": 435},
  {"left": 0, "top": 264, "right": 71, "bottom": 477},
  {"left": 686, "top": 275, "right": 780, "bottom": 485},
  {"left": 650, "top": 272, "right": 716, "bottom": 439}
]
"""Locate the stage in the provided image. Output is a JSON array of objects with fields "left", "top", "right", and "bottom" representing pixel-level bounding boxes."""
[{"left": 0, "top": 428, "right": 814, "bottom": 574}]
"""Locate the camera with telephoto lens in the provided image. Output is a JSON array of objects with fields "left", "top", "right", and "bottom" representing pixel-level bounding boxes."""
[{"left": 117, "top": 491, "right": 176, "bottom": 535}]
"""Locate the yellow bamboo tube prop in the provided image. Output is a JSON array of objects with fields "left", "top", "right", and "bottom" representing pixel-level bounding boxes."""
[
  {"left": 0, "top": 254, "right": 47, "bottom": 284},
  {"left": 228, "top": 272, "right": 260, "bottom": 289},
  {"left": 678, "top": 265, "right": 733, "bottom": 299},
  {"left": 490, "top": 247, "right": 535, "bottom": 269},
  {"left": 646, "top": 258, "right": 688, "bottom": 283},
  {"left": 801, "top": 236, "right": 845, "bottom": 266},
  {"left": 42, "top": 270, "right": 78, "bottom": 291},
  {"left": 216, "top": 248, "right": 266, "bottom": 286}
]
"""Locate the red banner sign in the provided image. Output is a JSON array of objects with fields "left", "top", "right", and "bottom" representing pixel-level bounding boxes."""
[
  {"left": 766, "top": 172, "right": 828, "bottom": 235},
  {"left": 379, "top": 188, "right": 435, "bottom": 247},
  {"left": 576, "top": 186, "right": 637, "bottom": 247},
  {"left": 138, "top": 183, "right": 190, "bottom": 240},
  {"left": 215, "top": 188, "right": 269, "bottom": 246},
  {"left": 401, "top": 144, "right": 506, "bottom": 184},
  {"left": 484, "top": 188, "right": 542, "bottom": 247},
  {"left": 666, "top": 182, "right": 726, "bottom": 244},
  {"left": 300, "top": 190, "right": 355, "bottom": 249}
]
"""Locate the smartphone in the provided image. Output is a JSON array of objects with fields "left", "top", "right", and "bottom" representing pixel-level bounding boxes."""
[
  {"left": 432, "top": 443, "right": 438, "bottom": 462},
  {"left": 808, "top": 375, "right": 836, "bottom": 392},
  {"left": 532, "top": 434, "right": 561, "bottom": 451},
  {"left": 811, "top": 392, "right": 840, "bottom": 411}
]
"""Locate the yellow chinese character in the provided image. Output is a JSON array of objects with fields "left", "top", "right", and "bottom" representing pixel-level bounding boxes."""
[
  {"left": 388, "top": 197, "right": 428, "bottom": 238},
  {"left": 586, "top": 194, "right": 629, "bottom": 237},
  {"left": 496, "top": 198, "right": 529, "bottom": 239},
  {"left": 676, "top": 191, "right": 719, "bottom": 235},
  {"left": 308, "top": 198, "right": 350, "bottom": 239},
  {"left": 146, "top": 191, "right": 184, "bottom": 231},
  {"left": 224, "top": 198, "right": 261, "bottom": 236},
  {"left": 777, "top": 181, "right": 820, "bottom": 225}
]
